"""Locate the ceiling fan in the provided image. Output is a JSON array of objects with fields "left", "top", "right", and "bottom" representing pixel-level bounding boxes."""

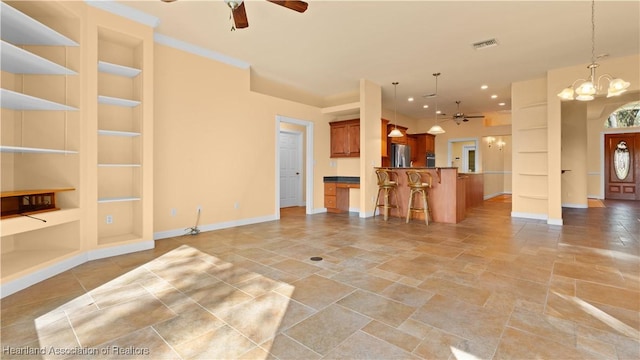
[
  {"left": 449, "top": 101, "right": 485, "bottom": 125},
  {"left": 161, "top": 0, "right": 309, "bottom": 30}
]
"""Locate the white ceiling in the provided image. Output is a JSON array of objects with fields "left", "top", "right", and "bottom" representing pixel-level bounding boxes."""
[{"left": 116, "top": 0, "right": 640, "bottom": 120}]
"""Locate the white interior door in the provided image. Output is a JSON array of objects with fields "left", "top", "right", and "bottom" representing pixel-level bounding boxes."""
[{"left": 279, "top": 131, "right": 302, "bottom": 207}]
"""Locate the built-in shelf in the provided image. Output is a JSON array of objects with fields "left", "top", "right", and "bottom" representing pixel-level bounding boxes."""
[
  {"left": 98, "top": 130, "right": 141, "bottom": 137},
  {"left": 98, "top": 95, "right": 141, "bottom": 108},
  {"left": 1, "top": 89, "right": 78, "bottom": 111},
  {"left": 519, "top": 173, "right": 548, "bottom": 176},
  {"left": 1, "top": 208, "right": 81, "bottom": 236},
  {"left": 98, "top": 197, "right": 141, "bottom": 203},
  {"left": 98, "top": 61, "right": 141, "bottom": 78},
  {"left": 1, "top": 40, "right": 76, "bottom": 75},
  {"left": 0, "top": 2, "right": 78, "bottom": 46},
  {"left": 98, "top": 163, "right": 141, "bottom": 167},
  {"left": 519, "top": 194, "right": 548, "bottom": 200},
  {"left": 0, "top": 145, "right": 77, "bottom": 154},
  {"left": 519, "top": 125, "right": 548, "bottom": 131},
  {"left": 517, "top": 150, "right": 548, "bottom": 154}
]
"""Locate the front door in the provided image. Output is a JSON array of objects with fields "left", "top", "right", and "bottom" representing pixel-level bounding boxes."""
[
  {"left": 605, "top": 133, "right": 640, "bottom": 200},
  {"left": 279, "top": 131, "right": 303, "bottom": 207}
]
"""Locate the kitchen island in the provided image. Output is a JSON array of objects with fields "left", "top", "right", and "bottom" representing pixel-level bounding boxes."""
[{"left": 375, "top": 167, "right": 481, "bottom": 223}]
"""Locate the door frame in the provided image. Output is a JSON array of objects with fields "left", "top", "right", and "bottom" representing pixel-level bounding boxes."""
[
  {"left": 275, "top": 115, "right": 315, "bottom": 218},
  {"left": 447, "top": 137, "right": 480, "bottom": 173},
  {"left": 600, "top": 128, "right": 640, "bottom": 199},
  {"left": 462, "top": 145, "right": 477, "bottom": 173},
  {"left": 279, "top": 130, "right": 304, "bottom": 208}
]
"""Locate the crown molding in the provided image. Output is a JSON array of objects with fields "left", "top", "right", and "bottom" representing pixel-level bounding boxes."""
[{"left": 85, "top": 0, "right": 160, "bottom": 28}]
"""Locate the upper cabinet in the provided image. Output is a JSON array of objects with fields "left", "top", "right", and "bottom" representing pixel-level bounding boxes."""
[{"left": 330, "top": 119, "right": 360, "bottom": 158}]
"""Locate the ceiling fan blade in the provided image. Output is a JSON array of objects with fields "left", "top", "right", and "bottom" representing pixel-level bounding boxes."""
[
  {"left": 161, "top": 0, "right": 177, "bottom": 2},
  {"left": 465, "top": 115, "right": 485, "bottom": 118},
  {"left": 266, "top": 0, "right": 308, "bottom": 13},
  {"left": 232, "top": 2, "right": 249, "bottom": 29}
]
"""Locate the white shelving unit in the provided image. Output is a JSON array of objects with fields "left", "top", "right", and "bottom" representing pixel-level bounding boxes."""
[
  {"left": 98, "top": 129, "right": 141, "bottom": 137},
  {"left": 1, "top": 1, "right": 81, "bottom": 292},
  {"left": 98, "top": 60, "right": 141, "bottom": 77},
  {"left": 98, "top": 95, "right": 141, "bottom": 108}
]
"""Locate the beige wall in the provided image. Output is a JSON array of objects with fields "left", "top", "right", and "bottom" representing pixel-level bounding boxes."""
[{"left": 153, "top": 44, "right": 333, "bottom": 233}]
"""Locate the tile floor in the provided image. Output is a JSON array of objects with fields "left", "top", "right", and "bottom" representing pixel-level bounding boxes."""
[{"left": 1, "top": 200, "right": 639, "bottom": 359}]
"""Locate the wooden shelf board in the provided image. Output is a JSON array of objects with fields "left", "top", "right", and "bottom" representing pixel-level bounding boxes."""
[
  {"left": 98, "top": 61, "right": 141, "bottom": 78},
  {"left": 1, "top": 40, "right": 77, "bottom": 75},
  {"left": 98, "top": 197, "right": 141, "bottom": 203},
  {"left": 1, "top": 89, "right": 78, "bottom": 111},
  {"left": 98, "top": 130, "right": 141, "bottom": 137},
  {"left": 1, "top": 188, "right": 74, "bottom": 198},
  {"left": 0, "top": 2, "right": 78, "bottom": 46},
  {"left": 0, "top": 145, "right": 78, "bottom": 154},
  {"left": 98, "top": 95, "right": 140, "bottom": 108}
]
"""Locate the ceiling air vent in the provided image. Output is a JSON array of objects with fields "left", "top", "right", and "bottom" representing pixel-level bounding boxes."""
[{"left": 472, "top": 38, "right": 499, "bottom": 50}]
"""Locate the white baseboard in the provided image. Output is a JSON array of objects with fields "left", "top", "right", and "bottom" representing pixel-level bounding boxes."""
[
  {"left": 547, "top": 218, "right": 564, "bottom": 226},
  {"left": 484, "top": 191, "right": 512, "bottom": 200},
  {"left": 562, "top": 203, "right": 588, "bottom": 209},
  {"left": 154, "top": 214, "right": 278, "bottom": 240},
  {"left": 511, "top": 211, "right": 547, "bottom": 221},
  {"left": 1, "top": 241, "right": 155, "bottom": 298},
  {"left": 310, "top": 208, "right": 327, "bottom": 215}
]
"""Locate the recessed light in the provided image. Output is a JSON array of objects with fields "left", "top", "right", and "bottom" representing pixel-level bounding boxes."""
[
  {"left": 423, "top": 105, "right": 429, "bottom": 109},
  {"left": 498, "top": 102, "right": 506, "bottom": 106},
  {"left": 436, "top": 110, "right": 442, "bottom": 114},
  {"left": 408, "top": 97, "right": 414, "bottom": 102},
  {"left": 481, "top": 85, "right": 488, "bottom": 90},
  {"left": 491, "top": 94, "right": 498, "bottom": 99}
]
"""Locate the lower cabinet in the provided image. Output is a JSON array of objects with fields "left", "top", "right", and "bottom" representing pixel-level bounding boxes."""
[{"left": 324, "top": 181, "right": 360, "bottom": 213}]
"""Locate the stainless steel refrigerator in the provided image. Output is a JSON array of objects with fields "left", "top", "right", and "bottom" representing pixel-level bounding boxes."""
[{"left": 391, "top": 143, "right": 411, "bottom": 167}]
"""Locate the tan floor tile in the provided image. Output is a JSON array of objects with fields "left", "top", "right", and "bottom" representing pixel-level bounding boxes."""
[
  {"left": 507, "top": 307, "right": 576, "bottom": 344},
  {"left": 282, "top": 274, "right": 354, "bottom": 310},
  {"left": 152, "top": 287, "right": 199, "bottom": 313},
  {"left": 234, "top": 274, "right": 285, "bottom": 297},
  {"left": 89, "top": 283, "right": 151, "bottom": 309},
  {"left": 494, "top": 327, "right": 600, "bottom": 360},
  {"left": 381, "top": 282, "right": 434, "bottom": 307},
  {"left": 67, "top": 327, "right": 180, "bottom": 359},
  {"left": 173, "top": 325, "right": 255, "bottom": 359},
  {"left": 263, "top": 334, "right": 321, "bottom": 360},
  {"left": 324, "top": 331, "right": 418, "bottom": 359},
  {"left": 553, "top": 261, "right": 627, "bottom": 288},
  {"left": 361, "top": 320, "right": 420, "bottom": 353},
  {"left": 331, "top": 269, "right": 394, "bottom": 293},
  {"left": 412, "top": 326, "right": 464, "bottom": 360},
  {"left": 576, "top": 281, "right": 640, "bottom": 311},
  {"left": 69, "top": 295, "right": 176, "bottom": 347},
  {"left": 411, "top": 294, "right": 509, "bottom": 346},
  {"left": 285, "top": 304, "right": 370, "bottom": 355},
  {"left": 185, "top": 282, "right": 253, "bottom": 316},
  {"left": 337, "top": 289, "right": 416, "bottom": 327},
  {"left": 269, "top": 259, "right": 322, "bottom": 277},
  {"left": 417, "top": 277, "right": 491, "bottom": 306},
  {"left": 377, "top": 258, "right": 439, "bottom": 281},
  {"left": 153, "top": 306, "right": 224, "bottom": 347}
]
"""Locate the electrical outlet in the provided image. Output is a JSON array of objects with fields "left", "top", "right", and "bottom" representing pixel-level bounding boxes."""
[
  {"left": 171, "top": 208, "right": 177, "bottom": 216},
  {"left": 234, "top": 202, "right": 239, "bottom": 209},
  {"left": 197, "top": 205, "right": 202, "bottom": 212},
  {"left": 106, "top": 215, "right": 113, "bottom": 224}
]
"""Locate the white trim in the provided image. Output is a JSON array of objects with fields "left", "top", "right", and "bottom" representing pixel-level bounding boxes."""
[
  {"left": 360, "top": 210, "right": 376, "bottom": 218},
  {"left": 310, "top": 208, "right": 327, "bottom": 215},
  {"left": 153, "top": 214, "right": 277, "bottom": 240},
  {"left": 484, "top": 191, "right": 511, "bottom": 200},
  {"left": 1, "top": 241, "right": 154, "bottom": 298},
  {"left": 511, "top": 211, "right": 547, "bottom": 221},
  {"left": 154, "top": 33, "right": 250, "bottom": 69},
  {"left": 600, "top": 129, "right": 640, "bottom": 199},
  {"left": 275, "top": 115, "right": 315, "bottom": 217},
  {"left": 547, "top": 218, "right": 563, "bottom": 226},
  {"left": 1, "top": 253, "right": 86, "bottom": 298},
  {"left": 85, "top": 0, "right": 160, "bottom": 28}
]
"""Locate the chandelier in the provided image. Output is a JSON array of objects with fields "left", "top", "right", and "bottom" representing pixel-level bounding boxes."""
[{"left": 557, "top": 0, "right": 630, "bottom": 101}]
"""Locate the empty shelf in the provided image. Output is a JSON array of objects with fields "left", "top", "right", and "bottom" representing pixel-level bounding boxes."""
[
  {"left": 98, "top": 61, "right": 141, "bottom": 78},
  {"left": 1, "top": 41, "right": 76, "bottom": 75},
  {"left": 1, "top": 89, "right": 78, "bottom": 111},
  {"left": 1, "top": 2, "right": 78, "bottom": 46}
]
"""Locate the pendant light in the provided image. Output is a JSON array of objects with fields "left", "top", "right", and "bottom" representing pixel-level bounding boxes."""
[
  {"left": 428, "top": 73, "right": 445, "bottom": 135},
  {"left": 388, "top": 82, "right": 404, "bottom": 138},
  {"left": 557, "top": 0, "right": 630, "bottom": 101}
]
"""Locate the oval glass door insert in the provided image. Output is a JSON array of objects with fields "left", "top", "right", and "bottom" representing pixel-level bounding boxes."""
[{"left": 614, "top": 140, "right": 630, "bottom": 180}]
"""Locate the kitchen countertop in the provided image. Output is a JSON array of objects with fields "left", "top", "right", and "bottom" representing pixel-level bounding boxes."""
[{"left": 323, "top": 176, "right": 360, "bottom": 184}]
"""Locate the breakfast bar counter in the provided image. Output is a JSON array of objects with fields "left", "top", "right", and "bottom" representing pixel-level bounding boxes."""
[{"left": 375, "top": 167, "right": 472, "bottom": 223}]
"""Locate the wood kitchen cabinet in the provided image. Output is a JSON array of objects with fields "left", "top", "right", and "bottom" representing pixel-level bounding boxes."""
[
  {"left": 388, "top": 124, "right": 408, "bottom": 144},
  {"left": 409, "top": 133, "right": 435, "bottom": 167},
  {"left": 330, "top": 119, "right": 360, "bottom": 158}
]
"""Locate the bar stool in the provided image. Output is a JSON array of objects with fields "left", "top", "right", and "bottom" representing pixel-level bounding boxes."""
[
  {"left": 374, "top": 169, "right": 401, "bottom": 221},
  {"left": 406, "top": 170, "right": 432, "bottom": 225}
]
